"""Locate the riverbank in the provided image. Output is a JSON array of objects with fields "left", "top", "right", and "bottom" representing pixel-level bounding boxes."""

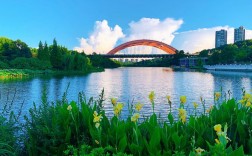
[
  {"left": 204, "top": 64, "right": 252, "bottom": 71},
  {"left": 0, "top": 68, "right": 104, "bottom": 79}
]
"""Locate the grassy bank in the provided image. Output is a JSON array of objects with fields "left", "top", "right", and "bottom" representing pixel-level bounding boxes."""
[
  {"left": 1, "top": 91, "right": 251, "bottom": 155},
  {"left": 0, "top": 67, "right": 104, "bottom": 79}
]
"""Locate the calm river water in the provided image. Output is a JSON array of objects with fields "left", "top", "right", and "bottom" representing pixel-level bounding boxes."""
[{"left": 0, "top": 67, "right": 252, "bottom": 121}]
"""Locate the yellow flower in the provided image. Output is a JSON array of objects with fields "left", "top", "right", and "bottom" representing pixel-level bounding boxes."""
[
  {"left": 95, "top": 140, "right": 100, "bottom": 144},
  {"left": 116, "top": 102, "right": 124, "bottom": 110},
  {"left": 113, "top": 103, "right": 124, "bottom": 116},
  {"left": 246, "top": 101, "right": 251, "bottom": 107},
  {"left": 178, "top": 108, "right": 187, "bottom": 124},
  {"left": 206, "top": 105, "right": 213, "bottom": 113},
  {"left": 215, "top": 139, "right": 220, "bottom": 144},
  {"left": 214, "top": 124, "right": 222, "bottom": 133},
  {"left": 193, "top": 102, "right": 198, "bottom": 109},
  {"left": 114, "top": 108, "right": 120, "bottom": 116},
  {"left": 239, "top": 99, "right": 246, "bottom": 105},
  {"left": 178, "top": 108, "right": 186, "bottom": 116},
  {"left": 67, "top": 105, "right": 72, "bottom": 111},
  {"left": 131, "top": 113, "right": 140, "bottom": 122},
  {"left": 95, "top": 122, "right": 100, "bottom": 128},
  {"left": 214, "top": 92, "right": 221, "bottom": 101},
  {"left": 149, "top": 91, "right": 155, "bottom": 103},
  {"left": 243, "top": 93, "right": 252, "bottom": 100},
  {"left": 180, "top": 96, "right": 186, "bottom": 104},
  {"left": 180, "top": 115, "right": 186, "bottom": 124},
  {"left": 195, "top": 147, "right": 205, "bottom": 154},
  {"left": 166, "top": 95, "right": 171, "bottom": 101},
  {"left": 135, "top": 102, "right": 144, "bottom": 111},
  {"left": 111, "top": 98, "right": 117, "bottom": 106},
  {"left": 93, "top": 111, "right": 103, "bottom": 123}
]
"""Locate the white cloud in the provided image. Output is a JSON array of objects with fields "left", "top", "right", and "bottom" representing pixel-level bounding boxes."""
[
  {"left": 74, "top": 20, "right": 125, "bottom": 54},
  {"left": 118, "top": 18, "right": 183, "bottom": 54},
  {"left": 74, "top": 18, "right": 252, "bottom": 54},
  {"left": 125, "top": 18, "right": 183, "bottom": 43},
  {"left": 246, "top": 29, "right": 252, "bottom": 40},
  {"left": 172, "top": 26, "right": 252, "bottom": 53}
]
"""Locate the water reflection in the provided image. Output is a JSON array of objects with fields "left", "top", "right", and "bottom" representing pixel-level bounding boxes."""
[{"left": 0, "top": 68, "right": 252, "bottom": 121}]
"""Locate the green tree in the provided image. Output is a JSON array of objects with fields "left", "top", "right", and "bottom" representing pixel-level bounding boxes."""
[
  {"left": 198, "top": 49, "right": 209, "bottom": 57},
  {"left": 43, "top": 42, "right": 50, "bottom": 61},
  {"left": 37, "top": 41, "right": 43, "bottom": 60},
  {"left": 14, "top": 39, "right": 32, "bottom": 58},
  {"left": 50, "top": 39, "right": 62, "bottom": 69},
  {"left": 172, "top": 50, "right": 186, "bottom": 65}
]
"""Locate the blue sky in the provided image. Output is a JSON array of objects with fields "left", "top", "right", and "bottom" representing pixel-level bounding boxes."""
[{"left": 1, "top": 0, "right": 252, "bottom": 53}]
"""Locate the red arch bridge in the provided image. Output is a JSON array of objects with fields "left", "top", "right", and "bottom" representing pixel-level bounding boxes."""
[{"left": 101, "top": 39, "right": 177, "bottom": 59}]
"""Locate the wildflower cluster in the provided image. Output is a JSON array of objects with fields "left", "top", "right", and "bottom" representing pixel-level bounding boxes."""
[
  {"left": 111, "top": 98, "right": 117, "bottom": 106},
  {"left": 239, "top": 93, "right": 252, "bottom": 107},
  {"left": 149, "top": 91, "right": 155, "bottom": 113},
  {"left": 131, "top": 102, "right": 143, "bottom": 122},
  {"left": 149, "top": 91, "right": 155, "bottom": 104},
  {"left": 111, "top": 98, "right": 124, "bottom": 117},
  {"left": 93, "top": 111, "right": 103, "bottom": 128},
  {"left": 206, "top": 105, "right": 213, "bottom": 113},
  {"left": 178, "top": 96, "right": 187, "bottom": 124},
  {"left": 195, "top": 147, "right": 205, "bottom": 155},
  {"left": 193, "top": 102, "right": 198, "bottom": 109},
  {"left": 135, "top": 102, "right": 144, "bottom": 112},
  {"left": 131, "top": 113, "right": 140, "bottom": 122},
  {"left": 214, "top": 123, "right": 231, "bottom": 145},
  {"left": 180, "top": 95, "right": 187, "bottom": 105},
  {"left": 114, "top": 103, "right": 124, "bottom": 116},
  {"left": 178, "top": 108, "right": 186, "bottom": 124},
  {"left": 214, "top": 92, "right": 221, "bottom": 101},
  {"left": 67, "top": 105, "right": 72, "bottom": 111}
]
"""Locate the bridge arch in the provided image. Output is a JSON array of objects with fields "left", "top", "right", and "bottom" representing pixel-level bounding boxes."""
[{"left": 107, "top": 39, "right": 177, "bottom": 55}]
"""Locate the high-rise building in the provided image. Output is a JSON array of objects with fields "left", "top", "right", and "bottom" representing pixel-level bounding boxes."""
[
  {"left": 215, "top": 29, "right": 227, "bottom": 48},
  {"left": 234, "top": 26, "right": 245, "bottom": 43}
]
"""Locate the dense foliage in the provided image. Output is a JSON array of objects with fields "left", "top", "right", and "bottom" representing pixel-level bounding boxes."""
[
  {"left": 0, "top": 37, "right": 120, "bottom": 73},
  {"left": 198, "top": 39, "right": 252, "bottom": 65},
  {"left": 88, "top": 53, "right": 121, "bottom": 68},
  {"left": 2, "top": 90, "right": 252, "bottom": 155}
]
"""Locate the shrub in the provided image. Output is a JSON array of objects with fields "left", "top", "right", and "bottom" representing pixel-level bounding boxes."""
[{"left": 10, "top": 57, "right": 52, "bottom": 70}]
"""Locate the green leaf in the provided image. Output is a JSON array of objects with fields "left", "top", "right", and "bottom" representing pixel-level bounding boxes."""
[
  {"left": 129, "top": 143, "right": 141, "bottom": 155},
  {"left": 150, "top": 127, "right": 160, "bottom": 147},
  {"left": 229, "top": 146, "right": 244, "bottom": 156},
  {"left": 118, "top": 135, "right": 127, "bottom": 152},
  {"left": 172, "top": 132, "right": 181, "bottom": 150},
  {"left": 168, "top": 113, "right": 174, "bottom": 125},
  {"left": 65, "top": 127, "right": 71, "bottom": 143},
  {"left": 149, "top": 114, "right": 157, "bottom": 126}
]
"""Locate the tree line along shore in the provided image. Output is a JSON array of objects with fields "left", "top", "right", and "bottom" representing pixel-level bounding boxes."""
[{"left": 0, "top": 37, "right": 120, "bottom": 77}]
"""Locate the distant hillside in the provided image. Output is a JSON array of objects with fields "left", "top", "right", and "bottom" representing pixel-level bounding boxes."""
[{"left": 198, "top": 39, "right": 252, "bottom": 65}]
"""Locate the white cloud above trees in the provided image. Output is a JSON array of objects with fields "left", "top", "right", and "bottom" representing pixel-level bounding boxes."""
[{"left": 74, "top": 20, "right": 124, "bottom": 54}]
